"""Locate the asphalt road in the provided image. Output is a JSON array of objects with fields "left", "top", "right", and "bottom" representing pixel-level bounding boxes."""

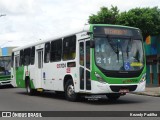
[{"left": 0, "top": 85, "right": 160, "bottom": 119}]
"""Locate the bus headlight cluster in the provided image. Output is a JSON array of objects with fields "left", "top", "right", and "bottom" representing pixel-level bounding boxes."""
[
  {"left": 139, "top": 73, "right": 146, "bottom": 83},
  {"left": 95, "top": 72, "right": 106, "bottom": 83}
]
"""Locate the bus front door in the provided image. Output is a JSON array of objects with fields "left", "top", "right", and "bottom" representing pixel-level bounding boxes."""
[{"left": 79, "top": 39, "right": 91, "bottom": 92}]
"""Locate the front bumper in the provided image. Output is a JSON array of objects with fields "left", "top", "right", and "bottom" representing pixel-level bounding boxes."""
[
  {"left": 89, "top": 80, "right": 146, "bottom": 94},
  {"left": 0, "top": 80, "right": 12, "bottom": 86}
]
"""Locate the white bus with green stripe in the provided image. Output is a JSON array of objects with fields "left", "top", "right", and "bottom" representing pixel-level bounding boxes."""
[{"left": 11, "top": 24, "right": 146, "bottom": 101}]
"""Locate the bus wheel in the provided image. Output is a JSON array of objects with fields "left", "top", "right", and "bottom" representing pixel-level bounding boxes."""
[
  {"left": 26, "top": 80, "right": 35, "bottom": 95},
  {"left": 65, "top": 80, "right": 77, "bottom": 102},
  {"left": 106, "top": 93, "right": 120, "bottom": 101}
]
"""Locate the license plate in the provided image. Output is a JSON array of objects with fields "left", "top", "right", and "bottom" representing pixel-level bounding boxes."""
[{"left": 119, "top": 89, "right": 129, "bottom": 93}]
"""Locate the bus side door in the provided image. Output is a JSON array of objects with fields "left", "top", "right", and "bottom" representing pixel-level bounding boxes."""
[{"left": 35, "top": 48, "right": 43, "bottom": 89}]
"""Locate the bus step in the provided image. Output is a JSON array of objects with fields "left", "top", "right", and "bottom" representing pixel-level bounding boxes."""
[{"left": 37, "top": 88, "right": 43, "bottom": 92}]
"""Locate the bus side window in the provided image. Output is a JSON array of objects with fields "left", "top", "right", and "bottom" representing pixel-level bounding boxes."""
[
  {"left": 79, "top": 42, "right": 84, "bottom": 66},
  {"left": 50, "top": 39, "right": 62, "bottom": 62},
  {"left": 30, "top": 46, "right": 35, "bottom": 65},
  {"left": 15, "top": 56, "right": 19, "bottom": 68},
  {"left": 19, "top": 50, "right": 24, "bottom": 66},
  {"left": 24, "top": 48, "right": 31, "bottom": 66},
  {"left": 44, "top": 42, "right": 50, "bottom": 63},
  {"left": 11, "top": 52, "right": 14, "bottom": 67},
  {"left": 63, "top": 35, "right": 76, "bottom": 60},
  {"left": 71, "top": 36, "right": 76, "bottom": 59}
]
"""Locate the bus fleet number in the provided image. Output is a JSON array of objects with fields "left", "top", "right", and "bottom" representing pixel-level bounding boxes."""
[{"left": 96, "top": 57, "right": 111, "bottom": 64}]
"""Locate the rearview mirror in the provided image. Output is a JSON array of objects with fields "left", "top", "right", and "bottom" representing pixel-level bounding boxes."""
[{"left": 90, "top": 40, "right": 95, "bottom": 48}]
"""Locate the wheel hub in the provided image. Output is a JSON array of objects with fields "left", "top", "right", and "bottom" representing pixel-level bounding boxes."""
[{"left": 67, "top": 85, "right": 75, "bottom": 97}]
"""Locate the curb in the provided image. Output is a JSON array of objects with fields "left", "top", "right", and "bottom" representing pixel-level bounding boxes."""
[{"left": 132, "top": 92, "right": 160, "bottom": 97}]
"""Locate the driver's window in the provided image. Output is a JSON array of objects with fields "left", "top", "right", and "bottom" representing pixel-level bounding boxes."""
[
  {"left": 79, "top": 42, "right": 84, "bottom": 66},
  {"left": 86, "top": 41, "right": 90, "bottom": 69}
]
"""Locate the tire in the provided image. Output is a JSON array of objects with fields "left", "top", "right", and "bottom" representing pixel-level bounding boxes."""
[
  {"left": 106, "top": 93, "right": 120, "bottom": 101},
  {"left": 64, "top": 80, "right": 77, "bottom": 102},
  {"left": 26, "top": 79, "right": 36, "bottom": 95}
]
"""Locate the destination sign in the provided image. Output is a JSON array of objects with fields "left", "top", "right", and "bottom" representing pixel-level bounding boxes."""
[
  {"left": 93, "top": 26, "right": 142, "bottom": 38},
  {"left": 104, "top": 29, "right": 128, "bottom": 35}
]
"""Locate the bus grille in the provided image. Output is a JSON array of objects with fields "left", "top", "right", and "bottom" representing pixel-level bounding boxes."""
[
  {"left": 110, "top": 85, "right": 137, "bottom": 92},
  {"left": 2, "top": 81, "right": 11, "bottom": 84}
]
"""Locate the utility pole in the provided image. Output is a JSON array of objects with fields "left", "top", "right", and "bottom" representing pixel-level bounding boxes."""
[{"left": 0, "top": 14, "right": 6, "bottom": 17}]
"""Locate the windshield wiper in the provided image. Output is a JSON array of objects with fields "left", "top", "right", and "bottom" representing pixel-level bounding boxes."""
[
  {"left": 116, "top": 42, "right": 119, "bottom": 63},
  {"left": 126, "top": 46, "right": 129, "bottom": 59},
  {"left": 107, "top": 36, "right": 120, "bottom": 63},
  {"left": 126, "top": 39, "right": 132, "bottom": 59}
]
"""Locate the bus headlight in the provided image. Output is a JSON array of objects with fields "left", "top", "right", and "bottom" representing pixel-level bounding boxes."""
[
  {"left": 95, "top": 72, "right": 106, "bottom": 83},
  {"left": 139, "top": 73, "right": 146, "bottom": 83}
]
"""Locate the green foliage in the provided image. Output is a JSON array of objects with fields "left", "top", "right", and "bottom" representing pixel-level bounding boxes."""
[
  {"left": 118, "top": 7, "right": 160, "bottom": 39},
  {"left": 88, "top": 6, "right": 160, "bottom": 40},
  {"left": 89, "top": 5, "right": 119, "bottom": 24}
]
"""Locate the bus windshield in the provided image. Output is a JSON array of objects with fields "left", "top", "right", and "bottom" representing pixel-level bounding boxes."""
[
  {"left": 0, "top": 56, "right": 11, "bottom": 75},
  {"left": 94, "top": 37, "right": 144, "bottom": 71}
]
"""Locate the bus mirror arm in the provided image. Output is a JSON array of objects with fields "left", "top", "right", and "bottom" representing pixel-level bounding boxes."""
[{"left": 90, "top": 40, "right": 95, "bottom": 48}]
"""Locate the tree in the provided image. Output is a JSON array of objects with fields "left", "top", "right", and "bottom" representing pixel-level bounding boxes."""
[
  {"left": 88, "top": 5, "right": 119, "bottom": 24},
  {"left": 117, "top": 7, "right": 160, "bottom": 40},
  {"left": 88, "top": 6, "right": 160, "bottom": 40}
]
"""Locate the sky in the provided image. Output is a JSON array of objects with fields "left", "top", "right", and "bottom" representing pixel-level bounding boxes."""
[{"left": 0, "top": 0, "right": 160, "bottom": 47}]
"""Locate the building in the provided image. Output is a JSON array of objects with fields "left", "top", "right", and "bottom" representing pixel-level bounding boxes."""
[
  {"left": 144, "top": 35, "right": 160, "bottom": 86},
  {"left": 0, "top": 47, "right": 15, "bottom": 56}
]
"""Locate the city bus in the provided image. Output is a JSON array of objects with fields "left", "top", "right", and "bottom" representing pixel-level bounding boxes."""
[
  {"left": 0, "top": 56, "right": 12, "bottom": 86},
  {"left": 11, "top": 24, "right": 146, "bottom": 101}
]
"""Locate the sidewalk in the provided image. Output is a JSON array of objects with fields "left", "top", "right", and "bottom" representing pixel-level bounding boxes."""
[{"left": 136, "top": 87, "right": 160, "bottom": 97}]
